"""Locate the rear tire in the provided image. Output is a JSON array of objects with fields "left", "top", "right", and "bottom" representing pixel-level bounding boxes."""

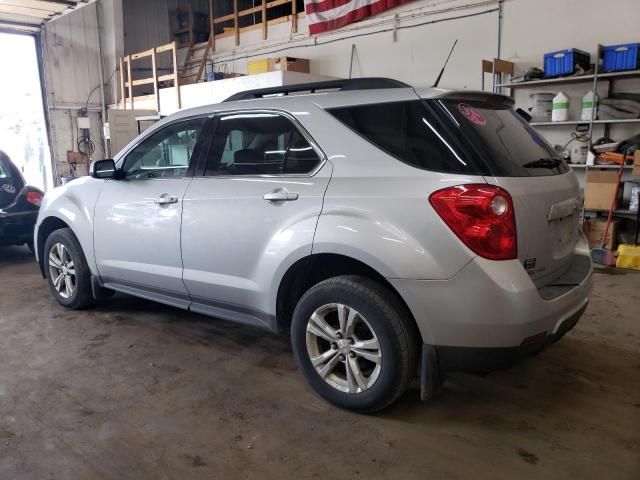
[
  {"left": 44, "top": 228, "right": 94, "bottom": 310},
  {"left": 291, "top": 275, "right": 418, "bottom": 413}
]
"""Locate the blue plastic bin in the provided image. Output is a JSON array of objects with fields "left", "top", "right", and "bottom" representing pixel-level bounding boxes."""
[
  {"left": 543, "top": 48, "right": 590, "bottom": 78},
  {"left": 602, "top": 43, "right": 640, "bottom": 72}
]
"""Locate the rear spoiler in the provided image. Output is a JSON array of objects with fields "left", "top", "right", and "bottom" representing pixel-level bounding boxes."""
[{"left": 432, "top": 91, "right": 515, "bottom": 109}]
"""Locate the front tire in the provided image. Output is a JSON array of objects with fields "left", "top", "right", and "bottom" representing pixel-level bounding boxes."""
[
  {"left": 291, "top": 275, "right": 418, "bottom": 413},
  {"left": 44, "top": 228, "right": 94, "bottom": 310}
]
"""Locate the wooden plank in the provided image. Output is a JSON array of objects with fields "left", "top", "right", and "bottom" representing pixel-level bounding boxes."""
[
  {"left": 211, "top": 0, "right": 290, "bottom": 22},
  {"left": 158, "top": 74, "right": 177, "bottom": 82},
  {"left": 291, "top": 0, "right": 297, "bottom": 33},
  {"left": 156, "top": 42, "right": 177, "bottom": 53},
  {"left": 130, "top": 48, "right": 154, "bottom": 60},
  {"left": 267, "top": 0, "right": 292, "bottom": 9},
  {"left": 214, "top": 14, "right": 301, "bottom": 39},
  {"left": 119, "top": 56, "right": 126, "bottom": 109},
  {"left": 129, "top": 78, "right": 154, "bottom": 87},
  {"left": 196, "top": 36, "right": 212, "bottom": 83},
  {"left": 261, "top": 0, "right": 267, "bottom": 40},
  {"left": 237, "top": 5, "right": 262, "bottom": 17},
  {"left": 171, "top": 42, "right": 181, "bottom": 109},
  {"left": 213, "top": 13, "right": 234, "bottom": 23},
  {"left": 233, "top": 0, "right": 239, "bottom": 46},
  {"left": 209, "top": 0, "right": 215, "bottom": 52},
  {"left": 126, "top": 54, "right": 133, "bottom": 109},
  {"left": 151, "top": 47, "right": 159, "bottom": 113}
]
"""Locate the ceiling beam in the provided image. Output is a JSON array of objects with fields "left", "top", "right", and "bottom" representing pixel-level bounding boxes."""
[
  {"left": 41, "top": 0, "right": 77, "bottom": 6},
  {"left": 0, "top": 11, "right": 48, "bottom": 23},
  {"left": 0, "top": 6, "right": 53, "bottom": 20},
  {"left": 0, "top": 18, "right": 41, "bottom": 28},
  {"left": 0, "top": 1, "right": 68, "bottom": 12},
  {"left": 0, "top": 3, "right": 60, "bottom": 15}
]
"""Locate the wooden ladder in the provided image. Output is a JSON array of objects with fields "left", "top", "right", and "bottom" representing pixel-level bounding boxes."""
[{"left": 180, "top": 35, "right": 212, "bottom": 84}]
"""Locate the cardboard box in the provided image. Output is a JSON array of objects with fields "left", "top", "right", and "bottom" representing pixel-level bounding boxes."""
[
  {"left": 248, "top": 57, "right": 311, "bottom": 75},
  {"left": 584, "top": 218, "right": 621, "bottom": 250},
  {"left": 584, "top": 169, "right": 620, "bottom": 211},
  {"left": 633, "top": 150, "right": 640, "bottom": 176},
  {"left": 268, "top": 56, "right": 310, "bottom": 73},
  {"left": 248, "top": 59, "right": 270, "bottom": 75}
]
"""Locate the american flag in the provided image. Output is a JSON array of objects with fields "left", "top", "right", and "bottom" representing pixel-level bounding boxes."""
[{"left": 305, "top": 0, "right": 415, "bottom": 35}]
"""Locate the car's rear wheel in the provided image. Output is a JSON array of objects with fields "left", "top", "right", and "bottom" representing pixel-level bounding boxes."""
[
  {"left": 44, "top": 228, "right": 94, "bottom": 310},
  {"left": 291, "top": 275, "right": 418, "bottom": 413}
]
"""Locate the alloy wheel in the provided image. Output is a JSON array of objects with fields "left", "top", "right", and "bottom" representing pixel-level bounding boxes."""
[
  {"left": 48, "top": 243, "right": 76, "bottom": 299},
  {"left": 305, "top": 303, "right": 382, "bottom": 393}
]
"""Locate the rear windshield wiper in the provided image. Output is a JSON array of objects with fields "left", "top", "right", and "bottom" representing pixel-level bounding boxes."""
[{"left": 522, "top": 158, "right": 563, "bottom": 169}]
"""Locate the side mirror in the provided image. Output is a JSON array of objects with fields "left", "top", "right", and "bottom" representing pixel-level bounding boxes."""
[
  {"left": 90, "top": 159, "right": 117, "bottom": 179},
  {"left": 516, "top": 108, "right": 532, "bottom": 123}
]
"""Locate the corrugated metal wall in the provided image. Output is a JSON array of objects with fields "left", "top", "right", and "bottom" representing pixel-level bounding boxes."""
[
  {"left": 42, "top": 7, "right": 102, "bottom": 108},
  {"left": 41, "top": 0, "right": 123, "bottom": 179},
  {"left": 123, "top": 0, "right": 210, "bottom": 54}
]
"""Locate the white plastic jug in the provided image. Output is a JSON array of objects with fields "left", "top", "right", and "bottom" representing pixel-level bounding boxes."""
[
  {"left": 581, "top": 90, "right": 598, "bottom": 121},
  {"left": 552, "top": 92, "right": 569, "bottom": 122},
  {"left": 529, "top": 93, "right": 554, "bottom": 121}
]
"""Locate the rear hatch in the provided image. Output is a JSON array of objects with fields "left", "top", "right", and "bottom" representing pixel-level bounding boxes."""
[
  {"left": 428, "top": 95, "right": 581, "bottom": 287},
  {"left": 0, "top": 151, "right": 24, "bottom": 209}
]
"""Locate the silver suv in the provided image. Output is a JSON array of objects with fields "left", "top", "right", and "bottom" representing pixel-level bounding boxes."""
[{"left": 35, "top": 78, "right": 593, "bottom": 412}]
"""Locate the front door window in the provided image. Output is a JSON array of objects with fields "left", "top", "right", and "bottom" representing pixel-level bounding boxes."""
[{"left": 122, "top": 118, "right": 205, "bottom": 179}]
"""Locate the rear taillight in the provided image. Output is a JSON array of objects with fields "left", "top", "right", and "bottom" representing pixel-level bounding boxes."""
[
  {"left": 429, "top": 184, "right": 517, "bottom": 260},
  {"left": 26, "top": 191, "right": 43, "bottom": 207}
]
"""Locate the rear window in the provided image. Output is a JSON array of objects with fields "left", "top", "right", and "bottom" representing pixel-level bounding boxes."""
[
  {"left": 438, "top": 99, "right": 569, "bottom": 177},
  {"left": 328, "top": 99, "right": 569, "bottom": 177},
  {"left": 0, "top": 152, "right": 13, "bottom": 178}
]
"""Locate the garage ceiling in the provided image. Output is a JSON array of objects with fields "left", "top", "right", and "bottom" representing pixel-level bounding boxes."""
[{"left": 0, "top": 0, "right": 88, "bottom": 34}]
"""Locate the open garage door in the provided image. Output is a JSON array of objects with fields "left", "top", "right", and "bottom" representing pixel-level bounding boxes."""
[{"left": 0, "top": 33, "right": 52, "bottom": 191}]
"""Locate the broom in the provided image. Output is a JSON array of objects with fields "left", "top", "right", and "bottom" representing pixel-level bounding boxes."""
[{"left": 591, "top": 160, "right": 626, "bottom": 265}]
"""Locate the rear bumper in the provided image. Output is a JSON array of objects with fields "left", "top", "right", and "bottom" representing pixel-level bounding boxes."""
[
  {"left": 0, "top": 211, "right": 37, "bottom": 246},
  {"left": 432, "top": 302, "right": 586, "bottom": 373},
  {"left": 389, "top": 235, "right": 593, "bottom": 352}
]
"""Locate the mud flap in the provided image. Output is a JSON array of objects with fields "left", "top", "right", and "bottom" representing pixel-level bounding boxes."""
[
  {"left": 420, "top": 344, "right": 441, "bottom": 401},
  {"left": 91, "top": 276, "right": 114, "bottom": 300}
]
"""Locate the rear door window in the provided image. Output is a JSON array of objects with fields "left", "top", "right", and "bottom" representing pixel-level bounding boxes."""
[{"left": 204, "top": 112, "right": 322, "bottom": 176}]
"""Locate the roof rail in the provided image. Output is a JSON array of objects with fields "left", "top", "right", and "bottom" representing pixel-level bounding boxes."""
[{"left": 223, "top": 77, "right": 411, "bottom": 102}]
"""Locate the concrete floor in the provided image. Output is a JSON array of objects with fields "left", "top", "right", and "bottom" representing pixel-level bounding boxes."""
[{"left": 0, "top": 245, "right": 638, "bottom": 480}]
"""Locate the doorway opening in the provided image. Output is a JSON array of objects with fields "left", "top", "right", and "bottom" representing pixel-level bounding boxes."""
[{"left": 0, "top": 33, "right": 53, "bottom": 191}]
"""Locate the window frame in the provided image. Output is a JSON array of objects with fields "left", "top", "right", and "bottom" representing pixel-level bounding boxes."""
[
  {"left": 194, "top": 109, "right": 327, "bottom": 178},
  {"left": 115, "top": 114, "right": 214, "bottom": 182}
]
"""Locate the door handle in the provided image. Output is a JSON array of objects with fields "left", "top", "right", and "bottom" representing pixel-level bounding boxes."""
[
  {"left": 154, "top": 193, "right": 179, "bottom": 205},
  {"left": 263, "top": 188, "right": 299, "bottom": 202}
]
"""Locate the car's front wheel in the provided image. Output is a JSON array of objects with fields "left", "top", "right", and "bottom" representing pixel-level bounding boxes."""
[
  {"left": 44, "top": 228, "right": 94, "bottom": 310},
  {"left": 291, "top": 275, "right": 418, "bottom": 413}
]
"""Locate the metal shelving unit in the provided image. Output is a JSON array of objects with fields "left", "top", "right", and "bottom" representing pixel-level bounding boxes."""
[
  {"left": 569, "top": 164, "right": 634, "bottom": 169},
  {"left": 496, "top": 68, "right": 640, "bottom": 89},
  {"left": 531, "top": 118, "right": 640, "bottom": 127},
  {"left": 499, "top": 51, "right": 640, "bottom": 221}
]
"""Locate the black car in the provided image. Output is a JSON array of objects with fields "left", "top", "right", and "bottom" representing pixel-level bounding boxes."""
[{"left": 0, "top": 150, "right": 44, "bottom": 251}]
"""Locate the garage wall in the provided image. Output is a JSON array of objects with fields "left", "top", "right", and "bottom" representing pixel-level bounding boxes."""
[
  {"left": 41, "top": 0, "right": 124, "bottom": 179},
  {"left": 203, "top": 0, "right": 500, "bottom": 90},
  {"left": 198, "top": 0, "right": 640, "bottom": 150},
  {"left": 123, "top": 0, "right": 210, "bottom": 71}
]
